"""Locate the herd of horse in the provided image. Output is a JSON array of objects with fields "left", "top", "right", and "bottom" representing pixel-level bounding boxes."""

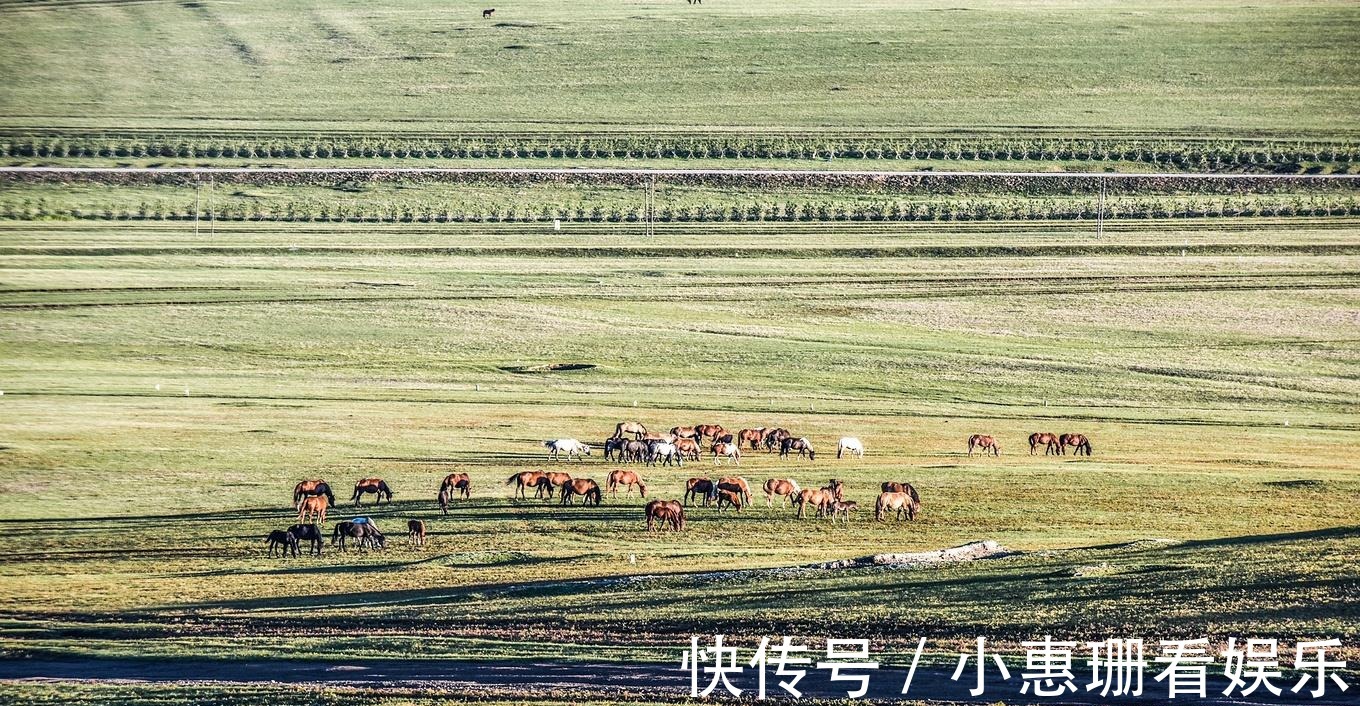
[{"left": 267, "top": 420, "right": 1093, "bottom": 554}]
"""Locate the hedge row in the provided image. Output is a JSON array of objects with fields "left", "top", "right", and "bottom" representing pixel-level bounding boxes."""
[
  {"left": 5, "top": 196, "right": 1357, "bottom": 223},
  {"left": 3, "top": 134, "right": 1357, "bottom": 169}
]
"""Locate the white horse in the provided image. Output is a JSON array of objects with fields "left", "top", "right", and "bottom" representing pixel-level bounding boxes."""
[
  {"left": 544, "top": 439, "right": 591, "bottom": 461},
  {"left": 837, "top": 437, "right": 865, "bottom": 459},
  {"left": 647, "top": 442, "right": 682, "bottom": 467},
  {"left": 712, "top": 442, "right": 741, "bottom": 466}
]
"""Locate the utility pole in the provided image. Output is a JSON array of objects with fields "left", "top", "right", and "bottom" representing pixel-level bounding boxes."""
[
  {"left": 645, "top": 176, "right": 656, "bottom": 237},
  {"left": 193, "top": 176, "right": 200, "bottom": 237}
]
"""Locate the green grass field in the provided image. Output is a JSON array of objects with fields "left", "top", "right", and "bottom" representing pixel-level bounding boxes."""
[
  {"left": 1, "top": 218, "right": 1357, "bottom": 677},
  {"left": 2, "top": 0, "right": 1358, "bottom": 172},
  {"left": 1, "top": 0, "right": 1358, "bottom": 701}
]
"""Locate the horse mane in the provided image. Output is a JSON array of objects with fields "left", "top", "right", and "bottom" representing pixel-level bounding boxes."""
[{"left": 905, "top": 483, "right": 921, "bottom": 504}]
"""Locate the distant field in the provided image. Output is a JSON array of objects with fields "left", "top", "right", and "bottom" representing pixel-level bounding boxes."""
[
  {"left": 0, "top": 218, "right": 1356, "bottom": 671},
  {"left": 1, "top": 0, "right": 1358, "bottom": 170}
]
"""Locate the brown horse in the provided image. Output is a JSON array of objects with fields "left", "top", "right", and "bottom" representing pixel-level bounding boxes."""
[
  {"left": 968, "top": 435, "right": 1000, "bottom": 457},
  {"left": 407, "top": 519, "right": 426, "bottom": 547},
  {"left": 715, "top": 488, "right": 744, "bottom": 512},
  {"left": 795, "top": 480, "right": 843, "bottom": 518},
  {"left": 505, "top": 470, "right": 550, "bottom": 499},
  {"left": 779, "top": 437, "right": 816, "bottom": 460},
  {"left": 297, "top": 495, "right": 328, "bottom": 525},
  {"left": 763, "top": 478, "right": 802, "bottom": 507},
  {"left": 670, "top": 426, "right": 699, "bottom": 440},
  {"left": 1029, "top": 432, "right": 1061, "bottom": 456},
  {"left": 645, "top": 499, "right": 685, "bottom": 531},
  {"left": 881, "top": 481, "right": 919, "bottom": 495},
  {"left": 440, "top": 472, "right": 472, "bottom": 500},
  {"left": 560, "top": 478, "right": 603, "bottom": 506},
  {"left": 1060, "top": 433, "right": 1093, "bottom": 456},
  {"left": 293, "top": 479, "right": 335, "bottom": 508},
  {"left": 684, "top": 477, "right": 716, "bottom": 506},
  {"left": 737, "top": 428, "right": 766, "bottom": 450},
  {"left": 607, "top": 469, "right": 647, "bottom": 498},
  {"left": 641, "top": 432, "right": 677, "bottom": 444},
  {"left": 695, "top": 424, "right": 725, "bottom": 440},
  {"left": 875, "top": 489, "right": 921, "bottom": 521},
  {"left": 545, "top": 471, "right": 573, "bottom": 496},
  {"left": 673, "top": 437, "right": 702, "bottom": 461},
  {"left": 762, "top": 427, "right": 791, "bottom": 452},
  {"left": 614, "top": 421, "right": 647, "bottom": 439},
  {"left": 352, "top": 478, "right": 393, "bottom": 506},
  {"left": 717, "top": 476, "right": 751, "bottom": 505}
]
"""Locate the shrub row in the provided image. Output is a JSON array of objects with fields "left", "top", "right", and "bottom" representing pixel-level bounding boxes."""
[
  {"left": 3, "top": 134, "right": 1357, "bottom": 169},
  {"left": 6, "top": 196, "right": 1357, "bottom": 223}
]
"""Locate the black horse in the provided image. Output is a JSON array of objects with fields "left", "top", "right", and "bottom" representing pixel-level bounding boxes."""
[
  {"left": 287, "top": 523, "right": 324, "bottom": 555},
  {"left": 332, "top": 521, "right": 385, "bottom": 551},
  {"left": 266, "top": 529, "right": 299, "bottom": 558}
]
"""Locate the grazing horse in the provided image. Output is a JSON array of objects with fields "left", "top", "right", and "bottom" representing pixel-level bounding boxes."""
[
  {"left": 737, "top": 428, "right": 765, "bottom": 450},
  {"left": 763, "top": 478, "right": 801, "bottom": 507},
  {"left": 684, "top": 477, "right": 716, "bottom": 506},
  {"left": 544, "top": 439, "right": 591, "bottom": 461},
  {"left": 670, "top": 426, "right": 699, "bottom": 440},
  {"left": 829, "top": 500, "right": 858, "bottom": 524},
  {"left": 1060, "top": 433, "right": 1093, "bottom": 456},
  {"left": 607, "top": 469, "right": 647, "bottom": 497},
  {"left": 266, "top": 529, "right": 299, "bottom": 558},
  {"left": 641, "top": 432, "right": 677, "bottom": 444},
  {"left": 407, "top": 519, "right": 426, "bottom": 547},
  {"left": 545, "top": 471, "right": 573, "bottom": 497},
  {"left": 968, "top": 435, "right": 1000, "bottom": 457},
  {"left": 621, "top": 439, "right": 649, "bottom": 463},
  {"left": 297, "top": 495, "right": 328, "bottom": 525},
  {"left": 440, "top": 472, "right": 471, "bottom": 500},
  {"left": 673, "top": 437, "right": 702, "bottom": 461},
  {"left": 352, "top": 478, "right": 393, "bottom": 506},
  {"left": 482, "top": 8, "right": 494, "bottom": 18},
  {"left": 560, "top": 478, "right": 603, "bottom": 506},
  {"left": 1029, "top": 432, "right": 1061, "bottom": 455},
  {"left": 762, "top": 427, "right": 791, "bottom": 452},
  {"left": 881, "top": 481, "right": 919, "bottom": 495},
  {"left": 780, "top": 437, "right": 816, "bottom": 460},
  {"left": 711, "top": 442, "right": 741, "bottom": 465},
  {"left": 332, "top": 521, "right": 385, "bottom": 551},
  {"left": 287, "top": 523, "right": 324, "bottom": 555},
  {"left": 717, "top": 476, "right": 752, "bottom": 505},
  {"left": 604, "top": 437, "right": 627, "bottom": 461},
  {"left": 645, "top": 499, "right": 684, "bottom": 531},
  {"left": 695, "top": 424, "right": 725, "bottom": 440},
  {"left": 875, "top": 488, "right": 921, "bottom": 521},
  {"left": 506, "top": 470, "right": 550, "bottom": 499},
  {"left": 794, "top": 481, "right": 842, "bottom": 519},
  {"left": 293, "top": 479, "right": 335, "bottom": 508},
  {"left": 715, "top": 488, "right": 744, "bottom": 512},
  {"left": 647, "top": 442, "right": 683, "bottom": 467},
  {"left": 614, "top": 421, "right": 647, "bottom": 440},
  {"left": 836, "top": 437, "right": 864, "bottom": 459}
]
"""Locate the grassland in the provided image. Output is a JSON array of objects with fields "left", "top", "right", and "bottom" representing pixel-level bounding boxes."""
[
  {"left": 0, "top": 218, "right": 1357, "bottom": 681},
  {"left": 1, "top": 0, "right": 1358, "bottom": 170}
]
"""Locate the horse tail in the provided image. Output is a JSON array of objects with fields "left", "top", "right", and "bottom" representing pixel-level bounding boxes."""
[
  {"left": 505, "top": 473, "right": 520, "bottom": 486},
  {"left": 542, "top": 440, "right": 555, "bottom": 449}
]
